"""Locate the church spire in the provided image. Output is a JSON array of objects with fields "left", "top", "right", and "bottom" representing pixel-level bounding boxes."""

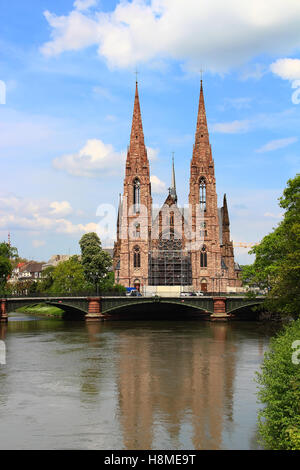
[
  {"left": 222, "top": 194, "right": 230, "bottom": 227},
  {"left": 222, "top": 193, "right": 231, "bottom": 245},
  {"left": 169, "top": 153, "right": 177, "bottom": 203},
  {"left": 127, "top": 81, "right": 148, "bottom": 164},
  {"left": 116, "top": 193, "right": 122, "bottom": 240},
  {"left": 192, "top": 80, "right": 212, "bottom": 162}
]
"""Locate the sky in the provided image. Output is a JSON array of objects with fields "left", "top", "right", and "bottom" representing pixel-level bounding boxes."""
[{"left": 0, "top": 0, "right": 300, "bottom": 264}]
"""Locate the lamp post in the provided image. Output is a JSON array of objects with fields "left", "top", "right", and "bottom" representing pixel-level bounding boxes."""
[
  {"left": 215, "top": 272, "right": 222, "bottom": 296},
  {"left": 213, "top": 265, "right": 228, "bottom": 296}
]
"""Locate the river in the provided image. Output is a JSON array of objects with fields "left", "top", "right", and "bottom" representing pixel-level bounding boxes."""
[{"left": 0, "top": 313, "right": 280, "bottom": 450}]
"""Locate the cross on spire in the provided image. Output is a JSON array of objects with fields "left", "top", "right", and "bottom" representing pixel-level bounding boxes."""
[{"left": 135, "top": 68, "right": 139, "bottom": 83}]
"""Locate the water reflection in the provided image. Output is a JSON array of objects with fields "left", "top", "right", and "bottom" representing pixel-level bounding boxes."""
[
  {"left": 116, "top": 323, "right": 238, "bottom": 449},
  {"left": 0, "top": 316, "right": 279, "bottom": 450}
]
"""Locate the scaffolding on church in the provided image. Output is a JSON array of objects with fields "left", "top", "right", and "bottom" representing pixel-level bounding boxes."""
[{"left": 148, "top": 249, "right": 192, "bottom": 286}]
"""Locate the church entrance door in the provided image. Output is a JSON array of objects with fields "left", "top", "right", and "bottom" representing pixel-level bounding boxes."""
[{"left": 201, "top": 280, "right": 208, "bottom": 292}]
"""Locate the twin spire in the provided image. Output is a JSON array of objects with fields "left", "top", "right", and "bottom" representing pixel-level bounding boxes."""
[{"left": 127, "top": 78, "right": 210, "bottom": 198}]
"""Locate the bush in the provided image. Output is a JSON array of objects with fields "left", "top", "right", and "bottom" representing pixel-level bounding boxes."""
[{"left": 256, "top": 318, "right": 300, "bottom": 449}]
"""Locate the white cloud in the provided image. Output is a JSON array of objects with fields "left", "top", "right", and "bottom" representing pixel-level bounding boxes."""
[
  {"left": 212, "top": 119, "right": 251, "bottom": 134},
  {"left": 0, "top": 195, "right": 73, "bottom": 219},
  {"left": 150, "top": 175, "right": 167, "bottom": 193},
  {"left": 49, "top": 201, "right": 73, "bottom": 217},
  {"left": 74, "top": 0, "right": 97, "bottom": 11},
  {"left": 41, "top": 1, "right": 300, "bottom": 71},
  {"left": 0, "top": 212, "right": 98, "bottom": 235},
  {"left": 0, "top": 195, "right": 97, "bottom": 235},
  {"left": 53, "top": 138, "right": 159, "bottom": 177},
  {"left": 41, "top": 10, "right": 100, "bottom": 57},
  {"left": 147, "top": 147, "right": 159, "bottom": 161},
  {"left": 256, "top": 137, "right": 298, "bottom": 153},
  {"left": 270, "top": 58, "right": 300, "bottom": 80},
  {"left": 53, "top": 138, "right": 125, "bottom": 177}
]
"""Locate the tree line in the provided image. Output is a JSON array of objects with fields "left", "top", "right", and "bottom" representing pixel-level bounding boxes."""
[
  {"left": 241, "top": 173, "right": 300, "bottom": 317},
  {"left": 0, "top": 232, "right": 125, "bottom": 296}
]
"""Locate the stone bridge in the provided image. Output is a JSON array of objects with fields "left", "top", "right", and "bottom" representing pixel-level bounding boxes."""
[{"left": 0, "top": 295, "right": 265, "bottom": 322}]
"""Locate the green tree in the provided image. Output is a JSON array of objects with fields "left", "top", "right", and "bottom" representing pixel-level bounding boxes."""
[
  {"left": 37, "top": 266, "right": 55, "bottom": 293},
  {"left": 79, "top": 232, "right": 112, "bottom": 292},
  {"left": 50, "top": 256, "right": 89, "bottom": 294},
  {"left": 256, "top": 318, "right": 300, "bottom": 450},
  {"left": 0, "top": 242, "right": 18, "bottom": 294},
  {"left": 98, "top": 271, "right": 126, "bottom": 294},
  {"left": 246, "top": 174, "right": 300, "bottom": 316}
]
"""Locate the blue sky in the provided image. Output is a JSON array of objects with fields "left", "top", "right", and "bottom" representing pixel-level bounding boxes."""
[{"left": 0, "top": 0, "right": 300, "bottom": 264}]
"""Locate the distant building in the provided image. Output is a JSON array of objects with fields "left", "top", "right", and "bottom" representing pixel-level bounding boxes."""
[
  {"left": 13, "top": 261, "right": 45, "bottom": 282},
  {"left": 42, "top": 255, "right": 72, "bottom": 270}
]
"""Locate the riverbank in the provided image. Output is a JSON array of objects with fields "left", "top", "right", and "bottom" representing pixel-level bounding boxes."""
[{"left": 17, "top": 304, "right": 64, "bottom": 318}]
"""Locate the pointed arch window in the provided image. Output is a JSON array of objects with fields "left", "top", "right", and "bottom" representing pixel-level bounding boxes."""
[
  {"left": 133, "top": 178, "right": 140, "bottom": 212},
  {"left": 199, "top": 177, "right": 206, "bottom": 211},
  {"left": 170, "top": 212, "right": 174, "bottom": 226},
  {"left": 200, "top": 245, "right": 207, "bottom": 268},
  {"left": 133, "top": 246, "right": 141, "bottom": 268}
]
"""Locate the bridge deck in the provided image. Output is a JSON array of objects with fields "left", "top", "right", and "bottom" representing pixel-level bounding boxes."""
[{"left": 1, "top": 295, "right": 265, "bottom": 318}]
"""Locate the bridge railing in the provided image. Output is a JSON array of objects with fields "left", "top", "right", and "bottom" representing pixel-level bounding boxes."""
[
  {"left": 1, "top": 291, "right": 265, "bottom": 299},
  {"left": 1, "top": 291, "right": 126, "bottom": 299}
]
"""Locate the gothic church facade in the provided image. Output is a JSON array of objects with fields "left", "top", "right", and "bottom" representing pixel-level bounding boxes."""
[{"left": 113, "top": 81, "right": 242, "bottom": 293}]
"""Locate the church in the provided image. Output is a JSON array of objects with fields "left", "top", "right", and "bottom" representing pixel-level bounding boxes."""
[{"left": 113, "top": 80, "right": 242, "bottom": 294}]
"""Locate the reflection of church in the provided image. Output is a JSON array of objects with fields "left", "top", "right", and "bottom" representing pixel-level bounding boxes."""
[
  {"left": 117, "top": 323, "right": 236, "bottom": 450},
  {"left": 113, "top": 81, "right": 242, "bottom": 292}
]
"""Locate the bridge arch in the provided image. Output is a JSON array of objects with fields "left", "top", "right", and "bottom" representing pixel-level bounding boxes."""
[
  {"left": 5, "top": 298, "right": 88, "bottom": 318},
  {"left": 101, "top": 297, "right": 214, "bottom": 317},
  {"left": 227, "top": 301, "right": 263, "bottom": 315}
]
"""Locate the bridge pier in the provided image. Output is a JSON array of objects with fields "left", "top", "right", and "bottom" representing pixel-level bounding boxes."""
[
  {"left": 0, "top": 299, "right": 8, "bottom": 323},
  {"left": 85, "top": 298, "right": 103, "bottom": 322},
  {"left": 210, "top": 297, "right": 230, "bottom": 321}
]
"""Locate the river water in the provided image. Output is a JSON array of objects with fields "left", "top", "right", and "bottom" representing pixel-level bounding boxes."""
[{"left": 0, "top": 313, "right": 280, "bottom": 450}]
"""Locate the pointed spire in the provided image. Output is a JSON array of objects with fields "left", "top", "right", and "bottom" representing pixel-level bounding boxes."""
[
  {"left": 222, "top": 194, "right": 231, "bottom": 246},
  {"left": 171, "top": 153, "right": 176, "bottom": 193},
  {"left": 117, "top": 194, "right": 122, "bottom": 239},
  {"left": 192, "top": 80, "right": 211, "bottom": 161},
  {"left": 169, "top": 153, "right": 178, "bottom": 203},
  {"left": 128, "top": 81, "right": 147, "bottom": 163},
  {"left": 222, "top": 194, "right": 230, "bottom": 227}
]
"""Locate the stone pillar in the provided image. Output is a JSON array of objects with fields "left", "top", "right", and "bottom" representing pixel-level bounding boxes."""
[
  {"left": 210, "top": 297, "right": 229, "bottom": 320},
  {"left": 0, "top": 299, "right": 8, "bottom": 323},
  {"left": 85, "top": 297, "right": 102, "bottom": 322}
]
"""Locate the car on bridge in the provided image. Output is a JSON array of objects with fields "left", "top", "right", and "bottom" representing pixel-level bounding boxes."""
[{"left": 127, "top": 289, "right": 142, "bottom": 297}]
